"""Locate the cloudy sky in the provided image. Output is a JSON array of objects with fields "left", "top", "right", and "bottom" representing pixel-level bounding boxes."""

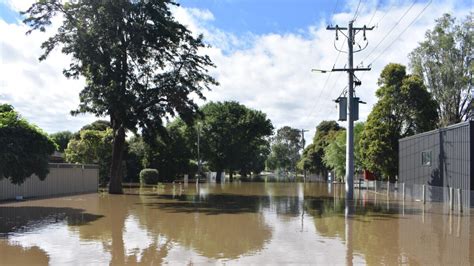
[{"left": 0, "top": 0, "right": 471, "bottom": 141}]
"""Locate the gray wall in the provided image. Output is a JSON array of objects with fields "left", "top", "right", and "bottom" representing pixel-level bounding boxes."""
[
  {"left": 0, "top": 163, "right": 99, "bottom": 201},
  {"left": 399, "top": 121, "right": 473, "bottom": 207}
]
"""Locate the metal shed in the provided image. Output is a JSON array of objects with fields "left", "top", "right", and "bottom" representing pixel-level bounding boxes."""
[{"left": 399, "top": 121, "right": 474, "bottom": 208}]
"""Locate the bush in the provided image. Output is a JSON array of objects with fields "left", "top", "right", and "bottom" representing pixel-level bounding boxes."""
[
  {"left": 0, "top": 104, "right": 56, "bottom": 185},
  {"left": 140, "top": 168, "right": 159, "bottom": 185}
]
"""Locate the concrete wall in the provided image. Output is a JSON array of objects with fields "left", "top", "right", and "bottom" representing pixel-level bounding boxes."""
[{"left": 0, "top": 163, "right": 99, "bottom": 201}]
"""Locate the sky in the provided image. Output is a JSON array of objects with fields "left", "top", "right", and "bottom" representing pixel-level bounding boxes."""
[{"left": 0, "top": 0, "right": 472, "bottom": 141}]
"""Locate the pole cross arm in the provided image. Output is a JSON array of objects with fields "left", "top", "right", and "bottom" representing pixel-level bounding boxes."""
[
  {"left": 326, "top": 26, "right": 374, "bottom": 31},
  {"left": 331, "top": 67, "right": 371, "bottom": 72}
]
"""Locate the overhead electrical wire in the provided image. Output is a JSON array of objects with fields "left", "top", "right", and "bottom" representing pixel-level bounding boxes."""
[
  {"left": 368, "top": 0, "right": 433, "bottom": 66},
  {"left": 353, "top": 0, "right": 363, "bottom": 21},
  {"left": 305, "top": 0, "right": 346, "bottom": 121},
  {"left": 359, "top": 1, "right": 417, "bottom": 65}
]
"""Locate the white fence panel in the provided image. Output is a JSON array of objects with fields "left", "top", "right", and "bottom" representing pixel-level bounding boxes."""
[{"left": 0, "top": 163, "right": 99, "bottom": 201}]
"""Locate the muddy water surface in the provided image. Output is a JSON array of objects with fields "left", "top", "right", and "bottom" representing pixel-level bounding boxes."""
[{"left": 0, "top": 182, "right": 473, "bottom": 265}]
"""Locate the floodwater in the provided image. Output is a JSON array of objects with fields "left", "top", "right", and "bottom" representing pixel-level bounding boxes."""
[{"left": 0, "top": 182, "right": 473, "bottom": 265}]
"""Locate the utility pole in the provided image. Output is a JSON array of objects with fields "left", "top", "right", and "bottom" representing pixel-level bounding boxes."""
[
  {"left": 196, "top": 122, "right": 202, "bottom": 179},
  {"left": 327, "top": 22, "right": 373, "bottom": 200},
  {"left": 301, "top": 129, "right": 309, "bottom": 182}
]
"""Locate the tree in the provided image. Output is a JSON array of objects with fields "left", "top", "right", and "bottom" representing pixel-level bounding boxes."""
[
  {"left": 144, "top": 119, "right": 195, "bottom": 182},
  {"left": 409, "top": 13, "right": 473, "bottom": 127},
  {"left": 298, "top": 121, "right": 342, "bottom": 179},
  {"left": 124, "top": 136, "right": 146, "bottom": 183},
  {"left": 199, "top": 101, "right": 273, "bottom": 181},
  {"left": 359, "top": 63, "right": 438, "bottom": 181},
  {"left": 65, "top": 128, "right": 113, "bottom": 185},
  {"left": 0, "top": 104, "right": 56, "bottom": 185},
  {"left": 50, "top": 131, "right": 73, "bottom": 152},
  {"left": 323, "top": 123, "right": 364, "bottom": 181},
  {"left": 23, "top": 0, "right": 218, "bottom": 194},
  {"left": 267, "top": 126, "right": 301, "bottom": 174}
]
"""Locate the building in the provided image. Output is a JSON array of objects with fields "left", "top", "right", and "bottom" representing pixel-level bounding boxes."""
[{"left": 398, "top": 121, "right": 473, "bottom": 208}]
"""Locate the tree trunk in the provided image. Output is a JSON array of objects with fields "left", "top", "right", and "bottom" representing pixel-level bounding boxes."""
[
  {"left": 229, "top": 171, "right": 234, "bottom": 182},
  {"left": 109, "top": 126, "right": 125, "bottom": 194}
]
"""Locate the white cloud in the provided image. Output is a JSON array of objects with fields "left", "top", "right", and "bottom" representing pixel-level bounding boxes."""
[
  {"left": 0, "top": 0, "right": 470, "bottom": 137},
  {"left": 0, "top": 17, "right": 96, "bottom": 133},
  {"left": 176, "top": 0, "right": 470, "bottom": 140}
]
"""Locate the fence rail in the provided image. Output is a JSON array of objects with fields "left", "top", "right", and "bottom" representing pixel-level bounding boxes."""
[{"left": 0, "top": 163, "right": 99, "bottom": 201}]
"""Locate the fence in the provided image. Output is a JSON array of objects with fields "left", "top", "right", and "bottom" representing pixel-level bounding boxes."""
[
  {"left": 0, "top": 163, "right": 99, "bottom": 201},
  {"left": 357, "top": 180, "right": 472, "bottom": 212}
]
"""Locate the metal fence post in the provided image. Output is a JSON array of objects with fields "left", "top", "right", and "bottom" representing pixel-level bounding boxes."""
[
  {"left": 457, "top": 188, "right": 463, "bottom": 213},
  {"left": 450, "top": 187, "right": 454, "bottom": 211},
  {"left": 402, "top": 183, "right": 405, "bottom": 201},
  {"left": 422, "top": 185, "right": 426, "bottom": 204},
  {"left": 387, "top": 181, "right": 390, "bottom": 197}
]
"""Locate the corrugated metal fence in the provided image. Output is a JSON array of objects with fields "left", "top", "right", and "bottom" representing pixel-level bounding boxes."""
[{"left": 0, "top": 163, "right": 99, "bottom": 201}]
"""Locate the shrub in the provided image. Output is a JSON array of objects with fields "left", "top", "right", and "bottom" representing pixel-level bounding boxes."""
[
  {"left": 140, "top": 168, "right": 159, "bottom": 185},
  {"left": 0, "top": 104, "right": 56, "bottom": 185}
]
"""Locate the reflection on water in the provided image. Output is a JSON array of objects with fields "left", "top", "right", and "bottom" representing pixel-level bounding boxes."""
[{"left": 0, "top": 182, "right": 473, "bottom": 265}]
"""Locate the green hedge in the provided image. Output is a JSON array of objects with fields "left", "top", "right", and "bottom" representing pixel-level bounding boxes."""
[{"left": 139, "top": 168, "right": 159, "bottom": 185}]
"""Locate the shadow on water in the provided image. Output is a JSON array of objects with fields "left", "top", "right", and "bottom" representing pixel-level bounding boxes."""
[
  {"left": 0, "top": 206, "right": 104, "bottom": 237},
  {"left": 140, "top": 190, "right": 421, "bottom": 219}
]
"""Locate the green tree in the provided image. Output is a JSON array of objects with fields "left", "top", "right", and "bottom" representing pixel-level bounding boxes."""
[
  {"left": 298, "top": 121, "right": 342, "bottom": 179},
  {"left": 323, "top": 123, "right": 364, "bottom": 181},
  {"left": 23, "top": 0, "right": 218, "bottom": 194},
  {"left": 267, "top": 126, "right": 301, "bottom": 174},
  {"left": 144, "top": 119, "right": 195, "bottom": 182},
  {"left": 0, "top": 104, "right": 56, "bottom": 184},
  {"left": 80, "top": 120, "right": 111, "bottom": 132},
  {"left": 50, "top": 131, "right": 73, "bottom": 152},
  {"left": 199, "top": 101, "right": 273, "bottom": 181},
  {"left": 124, "top": 136, "right": 146, "bottom": 183},
  {"left": 360, "top": 63, "right": 438, "bottom": 181},
  {"left": 65, "top": 128, "right": 113, "bottom": 185},
  {"left": 409, "top": 13, "right": 473, "bottom": 126}
]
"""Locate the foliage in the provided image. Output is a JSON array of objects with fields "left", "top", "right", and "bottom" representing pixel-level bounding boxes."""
[
  {"left": 323, "top": 123, "right": 364, "bottom": 180},
  {"left": 65, "top": 128, "right": 113, "bottom": 185},
  {"left": 23, "top": 0, "right": 218, "bottom": 194},
  {"left": 409, "top": 13, "right": 473, "bottom": 127},
  {"left": 144, "top": 119, "right": 196, "bottom": 182},
  {"left": 80, "top": 120, "right": 111, "bottom": 132},
  {"left": 199, "top": 101, "right": 273, "bottom": 179},
  {"left": 50, "top": 131, "right": 73, "bottom": 152},
  {"left": 360, "top": 63, "right": 438, "bottom": 180},
  {"left": 298, "top": 121, "right": 342, "bottom": 178},
  {"left": 139, "top": 168, "right": 159, "bottom": 185},
  {"left": 124, "top": 136, "right": 146, "bottom": 183},
  {"left": 0, "top": 104, "right": 56, "bottom": 185},
  {"left": 266, "top": 126, "right": 301, "bottom": 173}
]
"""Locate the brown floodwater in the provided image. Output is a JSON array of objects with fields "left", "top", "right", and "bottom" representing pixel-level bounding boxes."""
[{"left": 0, "top": 182, "right": 472, "bottom": 265}]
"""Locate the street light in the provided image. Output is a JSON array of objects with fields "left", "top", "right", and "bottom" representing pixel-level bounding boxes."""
[{"left": 311, "top": 68, "right": 330, "bottom": 73}]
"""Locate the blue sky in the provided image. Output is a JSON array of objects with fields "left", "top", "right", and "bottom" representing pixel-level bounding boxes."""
[
  {"left": 177, "top": 0, "right": 337, "bottom": 35},
  {"left": 0, "top": 0, "right": 472, "bottom": 135}
]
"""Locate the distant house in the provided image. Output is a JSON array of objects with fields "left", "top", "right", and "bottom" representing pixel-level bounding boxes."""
[
  {"left": 49, "top": 151, "right": 65, "bottom": 163},
  {"left": 398, "top": 121, "right": 473, "bottom": 207}
]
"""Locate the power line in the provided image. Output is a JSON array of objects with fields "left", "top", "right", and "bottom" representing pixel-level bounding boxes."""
[
  {"left": 367, "top": 2, "right": 378, "bottom": 26},
  {"left": 306, "top": 41, "right": 345, "bottom": 120},
  {"left": 369, "top": 0, "right": 433, "bottom": 66},
  {"left": 353, "top": 0, "right": 363, "bottom": 21},
  {"left": 332, "top": 0, "right": 340, "bottom": 20},
  {"left": 373, "top": 1, "right": 394, "bottom": 27},
  {"left": 359, "top": 1, "right": 417, "bottom": 65}
]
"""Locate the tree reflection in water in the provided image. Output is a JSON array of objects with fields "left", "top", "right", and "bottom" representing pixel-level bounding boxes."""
[{"left": 0, "top": 183, "right": 472, "bottom": 264}]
